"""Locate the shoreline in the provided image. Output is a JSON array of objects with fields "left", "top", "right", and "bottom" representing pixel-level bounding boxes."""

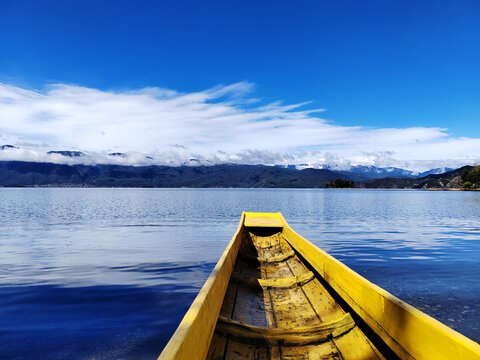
[
  {"left": 1, "top": 185, "right": 479, "bottom": 190},
  {"left": 426, "top": 187, "right": 480, "bottom": 191}
]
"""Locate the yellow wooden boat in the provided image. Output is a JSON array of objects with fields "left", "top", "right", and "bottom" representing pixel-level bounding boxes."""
[{"left": 159, "top": 212, "right": 480, "bottom": 360}]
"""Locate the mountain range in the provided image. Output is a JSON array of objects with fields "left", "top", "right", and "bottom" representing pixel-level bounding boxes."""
[
  {"left": 0, "top": 144, "right": 471, "bottom": 188},
  {"left": 0, "top": 161, "right": 351, "bottom": 188},
  {"left": 331, "top": 165, "right": 454, "bottom": 181},
  {"left": 0, "top": 159, "right": 470, "bottom": 189},
  {"left": 359, "top": 166, "right": 469, "bottom": 189},
  {"left": 0, "top": 145, "right": 456, "bottom": 176}
]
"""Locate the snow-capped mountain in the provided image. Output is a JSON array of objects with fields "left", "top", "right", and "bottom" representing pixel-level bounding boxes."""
[
  {"left": 0, "top": 145, "right": 19, "bottom": 150},
  {"left": 418, "top": 167, "right": 455, "bottom": 177},
  {"left": 46, "top": 151, "right": 86, "bottom": 157},
  {"left": 0, "top": 144, "right": 464, "bottom": 180}
]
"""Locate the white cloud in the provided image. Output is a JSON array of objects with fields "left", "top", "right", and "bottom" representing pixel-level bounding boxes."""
[{"left": 0, "top": 81, "right": 479, "bottom": 171}]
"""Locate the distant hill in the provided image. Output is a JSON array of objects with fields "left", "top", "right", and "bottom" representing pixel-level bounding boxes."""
[
  {"left": 0, "top": 161, "right": 353, "bottom": 188},
  {"left": 334, "top": 165, "right": 455, "bottom": 181},
  {"left": 0, "top": 160, "right": 471, "bottom": 189},
  {"left": 335, "top": 165, "right": 418, "bottom": 181},
  {"left": 46, "top": 150, "right": 86, "bottom": 157},
  {"left": 0, "top": 145, "right": 463, "bottom": 182},
  {"left": 359, "top": 166, "right": 471, "bottom": 189},
  {"left": 418, "top": 167, "right": 455, "bottom": 177},
  {"left": 0, "top": 145, "right": 19, "bottom": 150}
]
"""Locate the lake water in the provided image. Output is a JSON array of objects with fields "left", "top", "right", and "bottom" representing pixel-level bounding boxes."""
[{"left": 0, "top": 188, "right": 479, "bottom": 359}]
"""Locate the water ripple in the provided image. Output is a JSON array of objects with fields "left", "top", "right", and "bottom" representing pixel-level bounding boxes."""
[{"left": 1, "top": 188, "right": 480, "bottom": 359}]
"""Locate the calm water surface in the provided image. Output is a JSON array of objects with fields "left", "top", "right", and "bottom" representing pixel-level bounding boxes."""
[{"left": 0, "top": 188, "right": 479, "bottom": 359}]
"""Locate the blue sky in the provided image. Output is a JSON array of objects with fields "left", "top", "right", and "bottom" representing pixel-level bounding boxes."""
[{"left": 0, "top": 0, "right": 479, "bottom": 169}]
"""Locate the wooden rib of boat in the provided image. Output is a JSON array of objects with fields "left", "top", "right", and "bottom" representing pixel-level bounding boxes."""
[{"left": 159, "top": 212, "right": 480, "bottom": 360}]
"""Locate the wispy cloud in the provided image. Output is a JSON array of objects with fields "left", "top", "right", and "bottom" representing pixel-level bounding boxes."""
[{"left": 0, "top": 81, "right": 479, "bottom": 170}]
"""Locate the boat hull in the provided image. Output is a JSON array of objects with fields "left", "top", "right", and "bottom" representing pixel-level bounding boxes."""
[{"left": 159, "top": 212, "right": 480, "bottom": 360}]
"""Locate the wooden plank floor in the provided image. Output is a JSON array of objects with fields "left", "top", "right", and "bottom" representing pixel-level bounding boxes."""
[{"left": 207, "top": 230, "right": 386, "bottom": 360}]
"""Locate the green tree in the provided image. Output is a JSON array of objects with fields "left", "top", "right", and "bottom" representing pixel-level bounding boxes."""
[
  {"left": 461, "top": 166, "right": 480, "bottom": 189},
  {"left": 325, "top": 179, "right": 355, "bottom": 188}
]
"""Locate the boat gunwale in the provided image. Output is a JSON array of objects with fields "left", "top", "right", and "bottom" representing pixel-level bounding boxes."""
[{"left": 158, "top": 212, "right": 246, "bottom": 360}]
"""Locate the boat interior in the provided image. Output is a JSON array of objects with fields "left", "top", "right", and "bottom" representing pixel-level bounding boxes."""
[{"left": 207, "top": 226, "right": 395, "bottom": 360}]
